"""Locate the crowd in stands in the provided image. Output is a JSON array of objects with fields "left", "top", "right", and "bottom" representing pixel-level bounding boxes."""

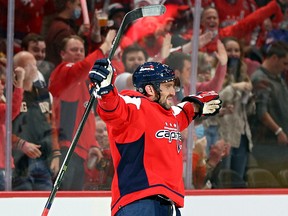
[{"left": 1, "top": 0, "right": 288, "bottom": 191}]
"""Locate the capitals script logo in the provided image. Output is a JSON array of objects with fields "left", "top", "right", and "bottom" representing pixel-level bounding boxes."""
[{"left": 155, "top": 122, "right": 182, "bottom": 153}]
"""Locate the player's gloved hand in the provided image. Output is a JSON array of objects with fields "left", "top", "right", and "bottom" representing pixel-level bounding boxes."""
[
  {"left": 89, "top": 58, "right": 115, "bottom": 96},
  {"left": 181, "top": 91, "right": 221, "bottom": 118}
]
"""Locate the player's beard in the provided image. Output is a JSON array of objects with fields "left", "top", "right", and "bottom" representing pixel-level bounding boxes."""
[{"left": 158, "top": 93, "right": 173, "bottom": 110}]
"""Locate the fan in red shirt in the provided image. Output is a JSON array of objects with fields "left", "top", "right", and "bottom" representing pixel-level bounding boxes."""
[
  {"left": 49, "top": 30, "right": 116, "bottom": 190},
  {"left": 120, "top": 3, "right": 188, "bottom": 58},
  {"left": 200, "top": 0, "right": 284, "bottom": 54}
]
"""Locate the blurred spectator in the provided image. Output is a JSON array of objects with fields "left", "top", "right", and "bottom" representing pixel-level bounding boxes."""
[
  {"left": 284, "top": 69, "right": 288, "bottom": 86},
  {"left": 211, "top": 0, "right": 277, "bottom": 49},
  {"left": 108, "top": 3, "right": 128, "bottom": 30},
  {"left": 0, "top": 0, "right": 47, "bottom": 42},
  {"left": 192, "top": 137, "right": 227, "bottom": 189},
  {"left": 115, "top": 44, "right": 148, "bottom": 91},
  {"left": 197, "top": 40, "right": 228, "bottom": 92},
  {"left": 265, "top": 26, "right": 288, "bottom": 47},
  {"left": 12, "top": 51, "right": 60, "bottom": 191},
  {"left": 88, "top": 2, "right": 127, "bottom": 54},
  {"left": 87, "top": 9, "right": 106, "bottom": 48},
  {"left": 164, "top": 1, "right": 193, "bottom": 49},
  {"left": 123, "top": 17, "right": 171, "bottom": 57},
  {"left": 243, "top": 47, "right": 262, "bottom": 76},
  {"left": 0, "top": 39, "right": 8, "bottom": 59},
  {"left": 91, "top": 0, "right": 131, "bottom": 11},
  {"left": 180, "top": 125, "right": 225, "bottom": 189},
  {"left": 45, "top": 0, "right": 90, "bottom": 67},
  {"left": 121, "top": 44, "right": 149, "bottom": 74},
  {"left": 164, "top": 42, "right": 227, "bottom": 188},
  {"left": 120, "top": 4, "right": 181, "bottom": 58},
  {"left": 217, "top": 37, "right": 255, "bottom": 181},
  {"left": 200, "top": 1, "right": 283, "bottom": 54},
  {"left": 48, "top": 31, "right": 117, "bottom": 190},
  {"left": 0, "top": 65, "right": 24, "bottom": 191},
  {"left": 192, "top": 136, "right": 208, "bottom": 189},
  {"left": 0, "top": 56, "right": 6, "bottom": 79},
  {"left": 164, "top": 41, "right": 227, "bottom": 177},
  {"left": 21, "top": 33, "right": 55, "bottom": 87},
  {"left": 41, "top": 0, "right": 57, "bottom": 38},
  {"left": 277, "top": 0, "right": 288, "bottom": 14},
  {"left": 212, "top": 0, "right": 258, "bottom": 28},
  {"left": 164, "top": 40, "right": 227, "bottom": 102},
  {"left": 197, "top": 51, "right": 215, "bottom": 82},
  {"left": 250, "top": 40, "right": 288, "bottom": 179},
  {"left": 205, "top": 139, "right": 230, "bottom": 179},
  {"left": 115, "top": 72, "right": 135, "bottom": 92},
  {"left": 85, "top": 7, "right": 126, "bottom": 75},
  {"left": 84, "top": 116, "right": 114, "bottom": 190}
]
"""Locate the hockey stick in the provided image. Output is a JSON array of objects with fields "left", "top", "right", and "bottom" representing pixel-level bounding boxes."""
[{"left": 41, "top": 4, "right": 166, "bottom": 216}]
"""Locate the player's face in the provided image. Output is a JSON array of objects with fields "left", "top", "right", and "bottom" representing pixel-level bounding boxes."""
[
  {"left": 124, "top": 51, "right": 146, "bottom": 73},
  {"left": 61, "top": 38, "right": 85, "bottom": 63},
  {"left": 158, "top": 81, "right": 176, "bottom": 110}
]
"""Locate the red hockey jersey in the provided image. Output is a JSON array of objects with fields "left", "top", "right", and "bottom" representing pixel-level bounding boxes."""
[{"left": 97, "top": 88, "right": 196, "bottom": 216}]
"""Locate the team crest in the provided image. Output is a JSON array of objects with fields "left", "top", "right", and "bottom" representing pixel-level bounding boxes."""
[{"left": 155, "top": 122, "right": 182, "bottom": 153}]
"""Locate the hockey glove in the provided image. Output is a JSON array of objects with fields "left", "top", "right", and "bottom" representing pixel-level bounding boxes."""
[
  {"left": 181, "top": 91, "right": 221, "bottom": 118},
  {"left": 89, "top": 58, "right": 115, "bottom": 96}
]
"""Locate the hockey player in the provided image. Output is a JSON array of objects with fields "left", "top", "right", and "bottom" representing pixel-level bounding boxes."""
[{"left": 89, "top": 59, "right": 221, "bottom": 216}]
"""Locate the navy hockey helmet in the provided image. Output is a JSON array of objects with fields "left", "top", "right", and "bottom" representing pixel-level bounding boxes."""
[{"left": 132, "top": 62, "right": 175, "bottom": 95}]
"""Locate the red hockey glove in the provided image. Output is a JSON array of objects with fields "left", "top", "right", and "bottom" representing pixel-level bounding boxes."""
[{"left": 181, "top": 91, "right": 221, "bottom": 118}]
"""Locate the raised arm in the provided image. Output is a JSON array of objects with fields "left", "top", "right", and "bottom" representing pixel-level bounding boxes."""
[{"left": 197, "top": 40, "right": 227, "bottom": 92}]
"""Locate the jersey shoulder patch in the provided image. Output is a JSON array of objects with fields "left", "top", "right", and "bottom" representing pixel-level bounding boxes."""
[{"left": 119, "top": 94, "right": 142, "bottom": 110}]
